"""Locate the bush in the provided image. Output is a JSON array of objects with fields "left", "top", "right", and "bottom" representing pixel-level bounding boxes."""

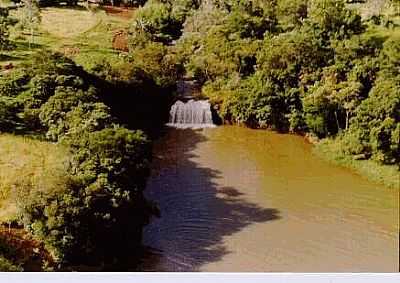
[
  {"left": 0, "top": 7, "right": 17, "bottom": 51},
  {"left": 0, "top": 256, "right": 22, "bottom": 271},
  {"left": 0, "top": 97, "right": 20, "bottom": 132}
]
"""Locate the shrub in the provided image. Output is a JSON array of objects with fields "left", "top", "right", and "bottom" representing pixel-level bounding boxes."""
[
  {"left": 0, "top": 97, "right": 20, "bottom": 132},
  {"left": 0, "top": 7, "right": 17, "bottom": 51},
  {"left": 0, "top": 256, "right": 22, "bottom": 272}
]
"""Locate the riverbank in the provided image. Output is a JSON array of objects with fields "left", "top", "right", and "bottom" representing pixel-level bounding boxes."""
[{"left": 314, "top": 138, "right": 399, "bottom": 190}]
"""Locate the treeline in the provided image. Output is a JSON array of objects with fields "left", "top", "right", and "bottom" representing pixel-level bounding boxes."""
[
  {"left": 128, "top": 0, "right": 399, "bottom": 166},
  {"left": 6, "top": 0, "right": 147, "bottom": 7},
  {"left": 0, "top": 52, "right": 166, "bottom": 268}
]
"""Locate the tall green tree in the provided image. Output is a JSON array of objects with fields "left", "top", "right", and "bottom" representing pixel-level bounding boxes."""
[{"left": 0, "top": 7, "right": 17, "bottom": 52}]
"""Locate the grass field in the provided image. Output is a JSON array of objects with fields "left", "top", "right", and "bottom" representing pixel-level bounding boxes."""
[
  {"left": 1, "top": 4, "right": 134, "bottom": 70},
  {"left": 0, "top": 134, "right": 72, "bottom": 223}
]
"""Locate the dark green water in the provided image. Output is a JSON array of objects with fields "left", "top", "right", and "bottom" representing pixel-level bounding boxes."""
[{"left": 140, "top": 126, "right": 399, "bottom": 272}]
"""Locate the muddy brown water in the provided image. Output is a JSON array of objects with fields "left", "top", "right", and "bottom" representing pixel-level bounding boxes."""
[{"left": 139, "top": 126, "right": 399, "bottom": 272}]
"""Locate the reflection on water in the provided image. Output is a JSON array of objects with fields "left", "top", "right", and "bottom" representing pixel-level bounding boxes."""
[{"left": 138, "top": 126, "right": 399, "bottom": 272}]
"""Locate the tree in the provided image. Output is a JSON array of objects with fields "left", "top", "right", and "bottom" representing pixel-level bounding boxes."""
[
  {"left": 277, "top": 0, "right": 308, "bottom": 31},
  {"left": 307, "top": 0, "right": 364, "bottom": 41},
  {"left": 131, "top": 0, "right": 182, "bottom": 43},
  {"left": 224, "top": 0, "right": 278, "bottom": 39},
  {"left": 20, "top": 0, "right": 41, "bottom": 49},
  {"left": 303, "top": 81, "right": 340, "bottom": 137},
  {"left": 128, "top": 40, "right": 183, "bottom": 87},
  {"left": 39, "top": 86, "right": 98, "bottom": 140},
  {"left": 0, "top": 7, "right": 17, "bottom": 52},
  {"left": 348, "top": 77, "right": 400, "bottom": 164},
  {"left": 19, "top": 127, "right": 153, "bottom": 265}
]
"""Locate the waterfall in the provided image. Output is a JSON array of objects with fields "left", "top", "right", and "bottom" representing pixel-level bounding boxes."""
[{"left": 167, "top": 100, "right": 216, "bottom": 129}]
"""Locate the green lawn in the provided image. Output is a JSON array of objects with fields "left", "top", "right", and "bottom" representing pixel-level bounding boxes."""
[{"left": 1, "top": 5, "right": 133, "bottom": 70}]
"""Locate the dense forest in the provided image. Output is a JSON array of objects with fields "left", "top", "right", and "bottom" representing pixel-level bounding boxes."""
[
  {"left": 126, "top": 0, "right": 399, "bottom": 182},
  {"left": 0, "top": 0, "right": 399, "bottom": 271},
  {"left": 127, "top": 0, "right": 399, "bottom": 164}
]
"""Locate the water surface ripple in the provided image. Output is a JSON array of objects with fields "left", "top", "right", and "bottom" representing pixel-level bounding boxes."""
[{"left": 139, "top": 126, "right": 399, "bottom": 272}]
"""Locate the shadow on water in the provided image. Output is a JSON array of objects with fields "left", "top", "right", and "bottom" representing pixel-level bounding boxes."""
[{"left": 135, "top": 128, "right": 280, "bottom": 271}]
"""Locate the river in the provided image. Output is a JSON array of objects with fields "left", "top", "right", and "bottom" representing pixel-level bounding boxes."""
[{"left": 139, "top": 126, "right": 399, "bottom": 272}]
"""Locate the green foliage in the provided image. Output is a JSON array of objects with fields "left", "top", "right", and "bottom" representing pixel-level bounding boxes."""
[
  {"left": 170, "top": 0, "right": 200, "bottom": 23},
  {"left": 0, "top": 96, "right": 20, "bottom": 132},
  {"left": 223, "top": 0, "right": 278, "bottom": 39},
  {"left": 1, "top": 52, "right": 156, "bottom": 266},
  {"left": 303, "top": 82, "right": 340, "bottom": 137},
  {"left": 0, "top": 256, "right": 22, "bottom": 271},
  {"left": 277, "top": 0, "right": 308, "bottom": 31},
  {"left": 132, "top": 0, "right": 182, "bottom": 43},
  {"left": 348, "top": 78, "right": 399, "bottom": 164},
  {"left": 0, "top": 7, "right": 17, "bottom": 51},
  {"left": 0, "top": 70, "right": 31, "bottom": 132},
  {"left": 257, "top": 30, "right": 328, "bottom": 88},
  {"left": 27, "top": 51, "right": 86, "bottom": 77},
  {"left": 220, "top": 75, "right": 283, "bottom": 128},
  {"left": 38, "top": 86, "right": 98, "bottom": 140},
  {"left": 379, "top": 38, "right": 400, "bottom": 79},
  {"left": 307, "top": 0, "right": 365, "bottom": 41},
  {"left": 63, "top": 102, "right": 114, "bottom": 138},
  {"left": 315, "top": 136, "right": 400, "bottom": 189},
  {"left": 20, "top": 128, "right": 152, "bottom": 264},
  {"left": 67, "top": 127, "right": 151, "bottom": 191},
  {"left": 0, "top": 70, "right": 29, "bottom": 97},
  {"left": 180, "top": 30, "right": 259, "bottom": 82},
  {"left": 0, "top": 236, "right": 22, "bottom": 271},
  {"left": 129, "top": 40, "right": 183, "bottom": 87}
]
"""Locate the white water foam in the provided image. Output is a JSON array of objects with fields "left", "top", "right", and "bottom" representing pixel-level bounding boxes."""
[{"left": 167, "top": 100, "right": 216, "bottom": 129}]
